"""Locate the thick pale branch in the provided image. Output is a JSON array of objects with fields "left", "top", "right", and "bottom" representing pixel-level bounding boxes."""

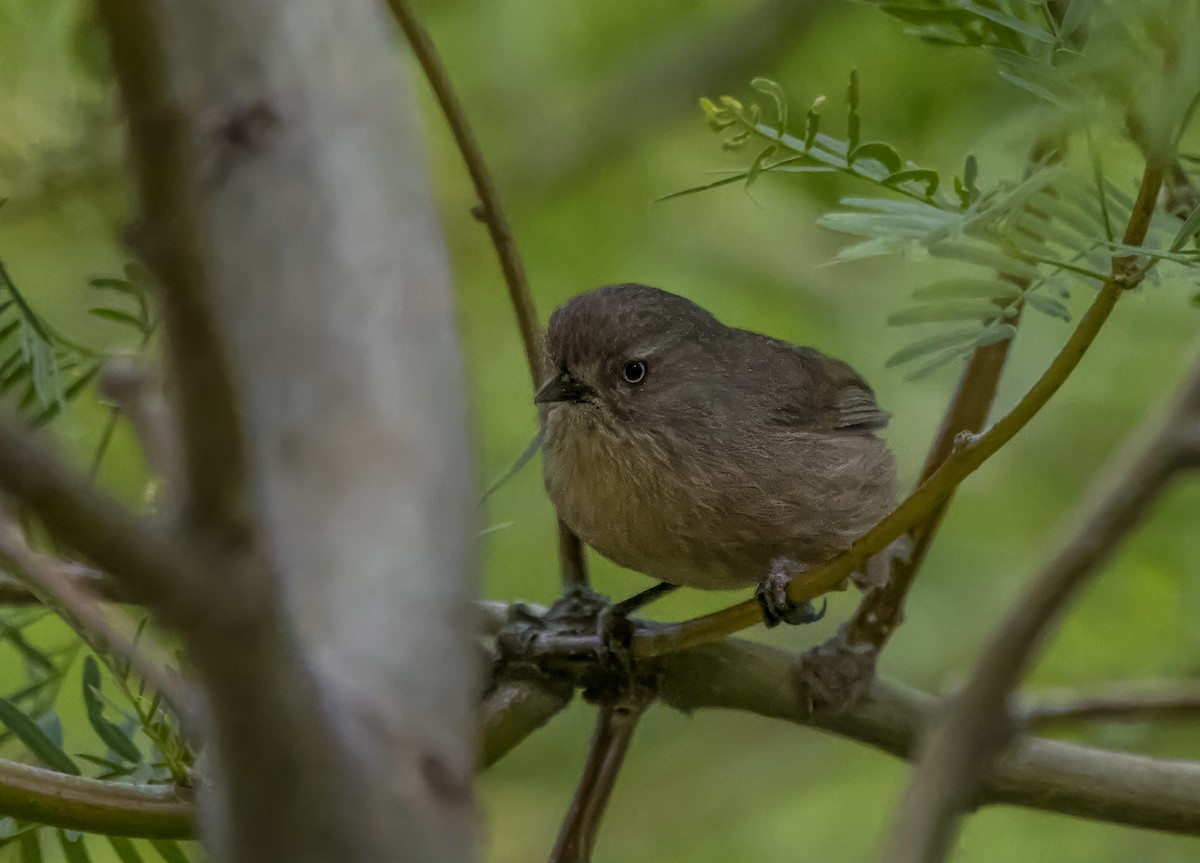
[
  {"left": 95, "top": 0, "right": 248, "bottom": 529},
  {"left": 632, "top": 164, "right": 1166, "bottom": 658}
]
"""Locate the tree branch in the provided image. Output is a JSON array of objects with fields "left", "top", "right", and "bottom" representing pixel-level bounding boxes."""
[
  {"left": 0, "top": 419, "right": 187, "bottom": 610},
  {"left": 549, "top": 703, "right": 645, "bottom": 863},
  {"left": 1022, "top": 681, "right": 1200, "bottom": 729},
  {"left": 655, "top": 640, "right": 1200, "bottom": 836},
  {"left": 94, "top": 0, "right": 248, "bottom": 530},
  {"left": 632, "top": 163, "right": 1166, "bottom": 658},
  {"left": 883, "top": 287, "right": 1199, "bottom": 863},
  {"left": 0, "top": 514, "right": 195, "bottom": 732},
  {"left": 0, "top": 759, "right": 194, "bottom": 839},
  {"left": 386, "top": 0, "right": 589, "bottom": 592},
  {"left": 480, "top": 676, "right": 574, "bottom": 768}
]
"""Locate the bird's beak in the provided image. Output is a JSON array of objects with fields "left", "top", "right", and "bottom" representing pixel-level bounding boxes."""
[{"left": 535, "top": 372, "right": 591, "bottom": 404}]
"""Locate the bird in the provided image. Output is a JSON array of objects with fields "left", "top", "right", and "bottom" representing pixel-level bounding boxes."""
[{"left": 535, "top": 283, "right": 897, "bottom": 626}]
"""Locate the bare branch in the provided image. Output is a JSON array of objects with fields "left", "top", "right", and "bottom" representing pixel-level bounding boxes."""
[
  {"left": 1023, "top": 681, "right": 1200, "bottom": 729},
  {"left": 549, "top": 704, "right": 645, "bottom": 863},
  {"left": 632, "top": 164, "right": 1166, "bottom": 658},
  {"left": 656, "top": 640, "right": 1200, "bottom": 835},
  {"left": 0, "top": 514, "right": 195, "bottom": 729},
  {"left": 480, "top": 677, "right": 573, "bottom": 768},
  {"left": 883, "top": 295, "right": 1199, "bottom": 863},
  {"left": 94, "top": 0, "right": 247, "bottom": 530},
  {"left": 0, "top": 419, "right": 187, "bottom": 610},
  {"left": 386, "top": 0, "right": 589, "bottom": 592},
  {"left": 0, "top": 757, "right": 194, "bottom": 838}
]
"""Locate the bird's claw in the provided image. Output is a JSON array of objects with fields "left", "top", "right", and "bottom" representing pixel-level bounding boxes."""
[{"left": 756, "top": 561, "right": 827, "bottom": 628}]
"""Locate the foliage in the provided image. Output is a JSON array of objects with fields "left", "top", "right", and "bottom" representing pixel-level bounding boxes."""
[{"left": 673, "top": 0, "right": 1200, "bottom": 377}]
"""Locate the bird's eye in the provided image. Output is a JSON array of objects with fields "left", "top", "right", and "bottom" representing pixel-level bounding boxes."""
[{"left": 622, "top": 360, "right": 647, "bottom": 384}]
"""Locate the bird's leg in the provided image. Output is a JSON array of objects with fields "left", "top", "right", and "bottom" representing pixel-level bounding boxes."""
[
  {"left": 756, "top": 558, "right": 827, "bottom": 628},
  {"left": 595, "top": 582, "right": 679, "bottom": 675}
]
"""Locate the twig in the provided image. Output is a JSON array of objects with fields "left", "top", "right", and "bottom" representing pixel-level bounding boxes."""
[
  {"left": 631, "top": 163, "right": 1166, "bottom": 659},
  {"left": 386, "top": 0, "right": 590, "bottom": 590},
  {"left": 549, "top": 703, "right": 645, "bottom": 863},
  {"left": 0, "top": 514, "right": 195, "bottom": 731},
  {"left": 0, "top": 568, "right": 129, "bottom": 606},
  {"left": 95, "top": 0, "right": 248, "bottom": 530},
  {"left": 480, "top": 676, "right": 573, "bottom": 767},
  {"left": 0, "top": 757, "right": 194, "bottom": 838},
  {"left": 0, "top": 418, "right": 188, "bottom": 610},
  {"left": 882, "top": 316, "right": 1199, "bottom": 863},
  {"left": 1023, "top": 682, "right": 1200, "bottom": 729}
]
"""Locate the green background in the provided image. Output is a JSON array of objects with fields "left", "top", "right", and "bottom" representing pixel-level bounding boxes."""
[{"left": 1, "top": 0, "right": 1199, "bottom": 860}]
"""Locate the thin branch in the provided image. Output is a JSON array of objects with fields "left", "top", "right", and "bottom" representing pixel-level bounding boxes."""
[
  {"left": 0, "top": 757, "right": 194, "bottom": 838},
  {"left": 0, "top": 418, "right": 188, "bottom": 610},
  {"left": 549, "top": 703, "right": 645, "bottom": 863},
  {"left": 0, "top": 514, "right": 195, "bottom": 730},
  {"left": 386, "top": 0, "right": 590, "bottom": 591},
  {"left": 631, "top": 163, "right": 1166, "bottom": 659},
  {"left": 386, "top": 0, "right": 540, "bottom": 385},
  {"left": 0, "top": 568, "right": 129, "bottom": 606},
  {"left": 480, "top": 676, "right": 573, "bottom": 768},
  {"left": 883, "top": 316, "right": 1199, "bottom": 863},
  {"left": 95, "top": 0, "right": 248, "bottom": 530},
  {"left": 1023, "top": 682, "right": 1200, "bottom": 729}
]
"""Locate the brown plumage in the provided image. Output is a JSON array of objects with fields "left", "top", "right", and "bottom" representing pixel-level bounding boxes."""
[{"left": 537, "top": 283, "right": 896, "bottom": 594}]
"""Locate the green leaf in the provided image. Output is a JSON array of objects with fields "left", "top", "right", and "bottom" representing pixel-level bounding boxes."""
[
  {"left": 751, "top": 77, "right": 787, "bottom": 132},
  {"left": 32, "top": 365, "right": 99, "bottom": 428},
  {"left": 996, "top": 69, "right": 1065, "bottom": 105},
  {"left": 0, "top": 698, "right": 79, "bottom": 774},
  {"left": 18, "top": 829, "right": 41, "bottom": 863},
  {"left": 927, "top": 240, "right": 1042, "bottom": 280},
  {"left": 883, "top": 168, "right": 940, "bottom": 197},
  {"left": 56, "top": 831, "right": 90, "bottom": 863},
  {"left": 887, "top": 302, "right": 1013, "bottom": 326},
  {"left": 804, "top": 97, "right": 823, "bottom": 150},
  {"left": 886, "top": 328, "right": 981, "bottom": 368},
  {"left": 975, "top": 322, "right": 1019, "bottom": 348},
  {"left": 1023, "top": 292, "right": 1072, "bottom": 321},
  {"left": 905, "top": 344, "right": 974, "bottom": 380},
  {"left": 82, "top": 657, "right": 143, "bottom": 764},
  {"left": 89, "top": 307, "right": 148, "bottom": 332},
  {"left": 848, "top": 142, "right": 903, "bottom": 174},
  {"left": 107, "top": 838, "right": 145, "bottom": 863},
  {"left": 1170, "top": 201, "right": 1200, "bottom": 252},
  {"left": 963, "top": 1, "right": 1055, "bottom": 42},
  {"left": 150, "top": 841, "right": 189, "bottom": 863},
  {"left": 846, "top": 70, "right": 860, "bottom": 153},
  {"left": 87, "top": 277, "right": 139, "bottom": 295},
  {"left": 480, "top": 434, "right": 541, "bottom": 502},
  {"left": 655, "top": 173, "right": 749, "bottom": 203},
  {"left": 746, "top": 145, "right": 778, "bottom": 187},
  {"left": 912, "top": 278, "right": 1023, "bottom": 302}
]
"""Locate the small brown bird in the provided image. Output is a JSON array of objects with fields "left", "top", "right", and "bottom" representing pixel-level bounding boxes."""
[{"left": 536, "top": 283, "right": 897, "bottom": 625}]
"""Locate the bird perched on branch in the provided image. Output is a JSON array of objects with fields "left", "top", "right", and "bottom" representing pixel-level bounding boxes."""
[{"left": 536, "top": 283, "right": 896, "bottom": 626}]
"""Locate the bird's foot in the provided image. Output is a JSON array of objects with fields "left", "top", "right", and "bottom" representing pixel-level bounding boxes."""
[
  {"left": 756, "top": 559, "right": 828, "bottom": 628},
  {"left": 593, "top": 582, "right": 679, "bottom": 679}
]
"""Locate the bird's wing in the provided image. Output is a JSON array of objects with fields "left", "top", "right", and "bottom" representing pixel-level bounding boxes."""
[{"left": 760, "top": 339, "right": 890, "bottom": 433}]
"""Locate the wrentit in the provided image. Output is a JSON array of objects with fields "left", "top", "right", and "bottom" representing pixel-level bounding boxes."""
[{"left": 536, "top": 283, "right": 896, "bottom": 627}]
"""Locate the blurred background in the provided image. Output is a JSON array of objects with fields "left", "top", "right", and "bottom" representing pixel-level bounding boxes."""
[{"left": 1, "top": 0, "right": 1199, "bottom": 861}]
